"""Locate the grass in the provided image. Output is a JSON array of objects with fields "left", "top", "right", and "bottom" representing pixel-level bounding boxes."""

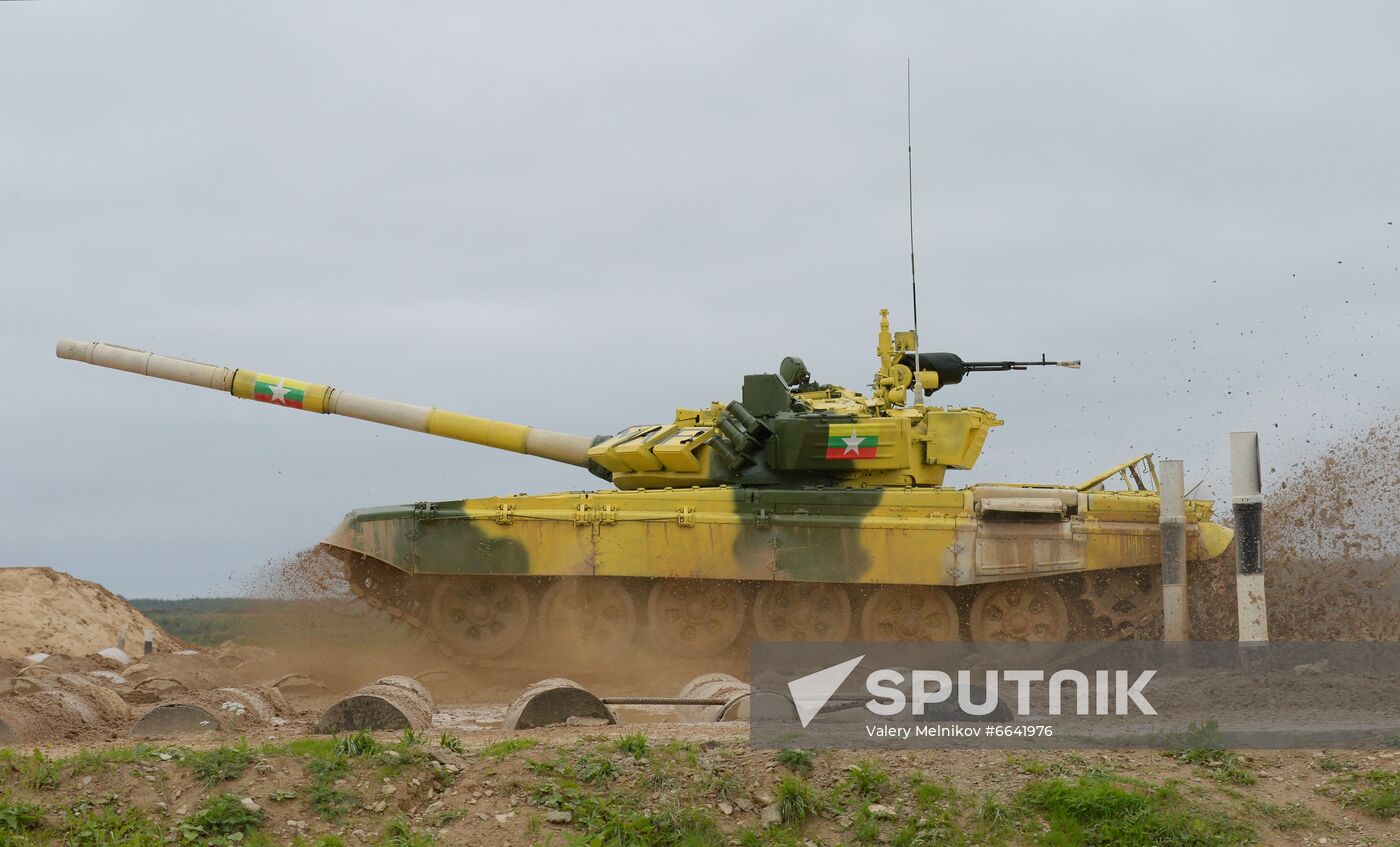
[
  {"left": 438, "top": 733, "right": 463, "bottom": 754},
  {"left": 333, "top": 729, "right": 381, "bottom": 758},
  {"left": 184, "top": 738, "right": 258, "bottom": 785},
  {"left": 775, "top": 775, "right": 818, "bottom": 826},
  {"left": 305, "top": 755, "right": 358, "bottom": 822},
  {"left": 482, "top": 738, "right": 541, "bottom": 759},
  {"left": 1019, "top": 775, "right": 1256, "bottom": 846},
  {"left": 1163, "top": 722, "right": 1256, "bottom": 786},
  {"left": 17, "top": 750, "right": 60, "bottom": 791},
  {"left": 613, "top": 733, "right": 649, "bottom": 760},
  {"left": 841, "top": 760, "right": 890, "bottom": 800},
  {"left": 775, "top": 749, "right": 813, "bottom": 776},
  {"left": 1324, "top": 768, "right": 1400, "bottom": 817},
  {"left": 378, "top": 816, "right": 434, "bottom": 847}
]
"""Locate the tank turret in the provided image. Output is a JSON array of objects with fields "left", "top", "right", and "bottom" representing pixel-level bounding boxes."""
[{"left": 58, "top": 311, "right": 1076, "bottom": 491}]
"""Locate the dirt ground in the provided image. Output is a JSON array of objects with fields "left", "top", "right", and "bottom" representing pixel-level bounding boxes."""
[{"left": 0, "top": 567, "right": 182, "bottom": 658}]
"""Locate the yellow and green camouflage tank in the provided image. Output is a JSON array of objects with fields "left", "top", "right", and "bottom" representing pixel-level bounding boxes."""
[{"left": 57, "top": 310, "right": 1231, "bottom": 665}]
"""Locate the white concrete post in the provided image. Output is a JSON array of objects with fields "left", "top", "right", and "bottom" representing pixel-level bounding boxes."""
[
  {"left": 1230, "top": 431, "right": 1269, "bottom": 643},
  {"left": 117, "top": 627, "right": 127, "bottom": 653},
  {"left": 144, "top": 628, "right": 154, "bottom": 656},
  {"left": 1159, "top": 459, "right": 1188, "bottom": 641}
]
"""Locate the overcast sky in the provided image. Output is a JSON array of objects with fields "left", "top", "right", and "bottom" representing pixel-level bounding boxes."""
[{"left": 2, "top": 2, "right": 1397, "bottom": 598}]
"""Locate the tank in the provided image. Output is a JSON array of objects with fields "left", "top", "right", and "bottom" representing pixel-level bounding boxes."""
[{"left": 55, "top": 310, "right": 1232, "bottom": 665}]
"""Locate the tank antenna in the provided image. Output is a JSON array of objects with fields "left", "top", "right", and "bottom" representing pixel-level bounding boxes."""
[{"left": 906, "top": 59, "right": 922, "bottom": 406}]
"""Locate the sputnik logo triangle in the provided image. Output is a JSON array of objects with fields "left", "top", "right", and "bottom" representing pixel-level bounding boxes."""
[{"left": 787, "top": 654, "right": 864, "bottom": 728}]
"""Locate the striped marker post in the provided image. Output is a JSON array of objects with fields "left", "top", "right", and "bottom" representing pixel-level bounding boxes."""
[
  {"left": 1230, "top": 431, "right": 1269, "bottom": 643},
  {"left": 1159, "top": 459, "right": 1188, "bottom": 641}
]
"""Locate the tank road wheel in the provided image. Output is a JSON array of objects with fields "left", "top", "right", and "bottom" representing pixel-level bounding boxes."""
[
  {"left": 753, "top": 582, "right": 852, "bottom": 641},
  {"left": 969, "top": 580, "right": 1070, "bottom": 641},
  {"left": 344, "top": 557, "right": 399, "bottom": 610},
  {"left": 1081, "top": 568, "right": 1159, "bottom": 638},
  {"left": 538, "top": 578, "right": 638, "bottom": 655},
  {"left": 429, "top": 578, "right": 531, "bottom": 659},
  {"left": 860, "top": 586, "right": 960, "bottom": 640},
  {"left": 647, "top": 580, "right": 747, "bottom": 658}
]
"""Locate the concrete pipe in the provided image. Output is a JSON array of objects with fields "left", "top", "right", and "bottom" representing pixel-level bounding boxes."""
[
  {"left": 129, "top": 685, "right": 290, "bottom": 739},
  {"left": 315, "top": 676, "right": 433, "bottom": 733},
  {"left": 504, "top": 678, "right": 615, "bottom": 730},
  {"left": 675, "top": 673, "right": 751, "bottom": 723}
]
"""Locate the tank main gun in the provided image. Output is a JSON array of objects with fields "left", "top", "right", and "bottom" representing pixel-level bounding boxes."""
[{"left": 54, "top": 339, "right": 597, "bottom": 467}]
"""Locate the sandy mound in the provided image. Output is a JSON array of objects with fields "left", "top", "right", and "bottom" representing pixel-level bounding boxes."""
[{"left": 0, "top": 567, "right": 180, "bottom": 658}]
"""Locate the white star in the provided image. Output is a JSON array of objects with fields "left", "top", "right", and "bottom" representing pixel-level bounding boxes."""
[
  {"left": 268, "top": 378, "right": 291, "bottom": 404},
  {"left": 841, "top": 433, "right": 865, "bottom": 455}
]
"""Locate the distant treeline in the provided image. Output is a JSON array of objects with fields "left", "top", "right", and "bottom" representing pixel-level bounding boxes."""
[{"left": 130, "top": 597, "right": 302, "bottom": 647}]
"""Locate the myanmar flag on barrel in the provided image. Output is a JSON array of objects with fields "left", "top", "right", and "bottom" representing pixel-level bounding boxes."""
[
  {"left": 825, "top": 424, "right": 880, "bottom": 460},
  {"left": 252, "top": 373, "right": 309, "bottom": 409}
]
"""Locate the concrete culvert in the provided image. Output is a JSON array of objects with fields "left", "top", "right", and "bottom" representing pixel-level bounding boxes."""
[
  {"left": 129, "top": 685, "right": 290, "bottom": 738},
  {"left": 130, "top": 703, "right": 224, "bottom": 738},
  {"left": 675, "top": 673, "right": 750, "bottom": 723},
  {"left": 0, "top": 674, "right": 132, "bottom": 743},
  {"left": 316, "top": 676, "right": 433, "bottom": 733},
  {"left": 504, "top": 678, "right": 615, "bottom": 730}
]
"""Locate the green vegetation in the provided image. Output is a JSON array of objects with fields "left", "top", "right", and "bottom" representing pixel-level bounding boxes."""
[
  {"left": 775, "top": 749, "right": 813, "bottom": 776},
  {"left": 482, "top": 738, "right": 540, "bottom": 759},
  {"left": 1019, "top": 775, "right": 1255, "bottom": 846},
  {"left": 1163, "top": 722, "right": 1256, "bottom": 786},
  {"left": 774, "top": 775, "right": 818, "bottom": 826},
  {"left": 17, "top": 751, "right": 60, "bottom": 791},
  {"left": 65, "top": 805, "right": 164, "bottom": 847},
  {"left": 304, "top": 755, "right": 358, "bottom": 822},
  {"left": 183, "top": 738, "right": 258, "bottom": 785},
  {"left": 0, "top": 794, "right": 46, "bottom": 834},
  {"left": 177, "top": 793, "right": 265, "bottom": 844},
  {"left": 839, "top": 760, "right": 890, "bottom": 800},
  {"left": 128, "top": 597, "right": 269, "bottom": 646},
  {"left": 333, "top": 730, "right": 381, "bottom": 758},
  {"left": 1324, "top": 768, "right": 1400, "bottom": 817},
  {"left": 437, "top": 733, "right": 463, "bottom": 754},
  {"left": 377, "top": 816, "right": 434, "bottom": 847},
  {"left": 613, "top": 732, "right": 649, "bottom": 760}
]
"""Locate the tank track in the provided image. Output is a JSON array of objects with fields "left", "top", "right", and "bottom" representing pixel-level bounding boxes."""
[{"left": 332, "top": 546, "right": 1161, "bottom": 675}]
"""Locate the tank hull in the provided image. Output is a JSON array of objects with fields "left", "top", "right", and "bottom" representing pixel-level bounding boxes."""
[
  {"left": 322, "top": 484, "right": 1232, "bottom": 663},
  {"left": 324, "top": 485, "right": 1229, "bottom": 585}
]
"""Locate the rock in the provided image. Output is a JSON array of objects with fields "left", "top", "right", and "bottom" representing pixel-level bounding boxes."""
[
  {"left": 867, "top": 803, "right": 896, "bottom": 819},
  {"left": 239, "top": 797, "right": 261, "bottom": 813},
  {"left": 495, "top": 811, "right": 515, "bottom": 823},
  {"left": 98, "top": 647, "right": 132, "bottom": 665},
  {"left": 544, "top": 810, "right": 573, "bottom": 824},
  {"left": 718, "top": 801, "right": 733, "bottom": 816},
  {"left": 382, "top": 784, "right": 398, "bottom": 796},
  {"left": 735, "top": 798, "right": 753, "bottom": 812},
  {"left": 760, "top": 805, "right": 781, "bottom": 826}
]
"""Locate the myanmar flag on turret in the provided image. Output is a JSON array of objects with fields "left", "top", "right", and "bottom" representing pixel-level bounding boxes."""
[
  {"left": 825, "top": 424, "right": 880, "bottom": 460},
  {"left": 252, "top": 374, "right": 309, "bottom": 409}
]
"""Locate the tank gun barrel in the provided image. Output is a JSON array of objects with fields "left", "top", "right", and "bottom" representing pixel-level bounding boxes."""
[{"left": 55, "top": 339, "right": 595, "bottom": 467}]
